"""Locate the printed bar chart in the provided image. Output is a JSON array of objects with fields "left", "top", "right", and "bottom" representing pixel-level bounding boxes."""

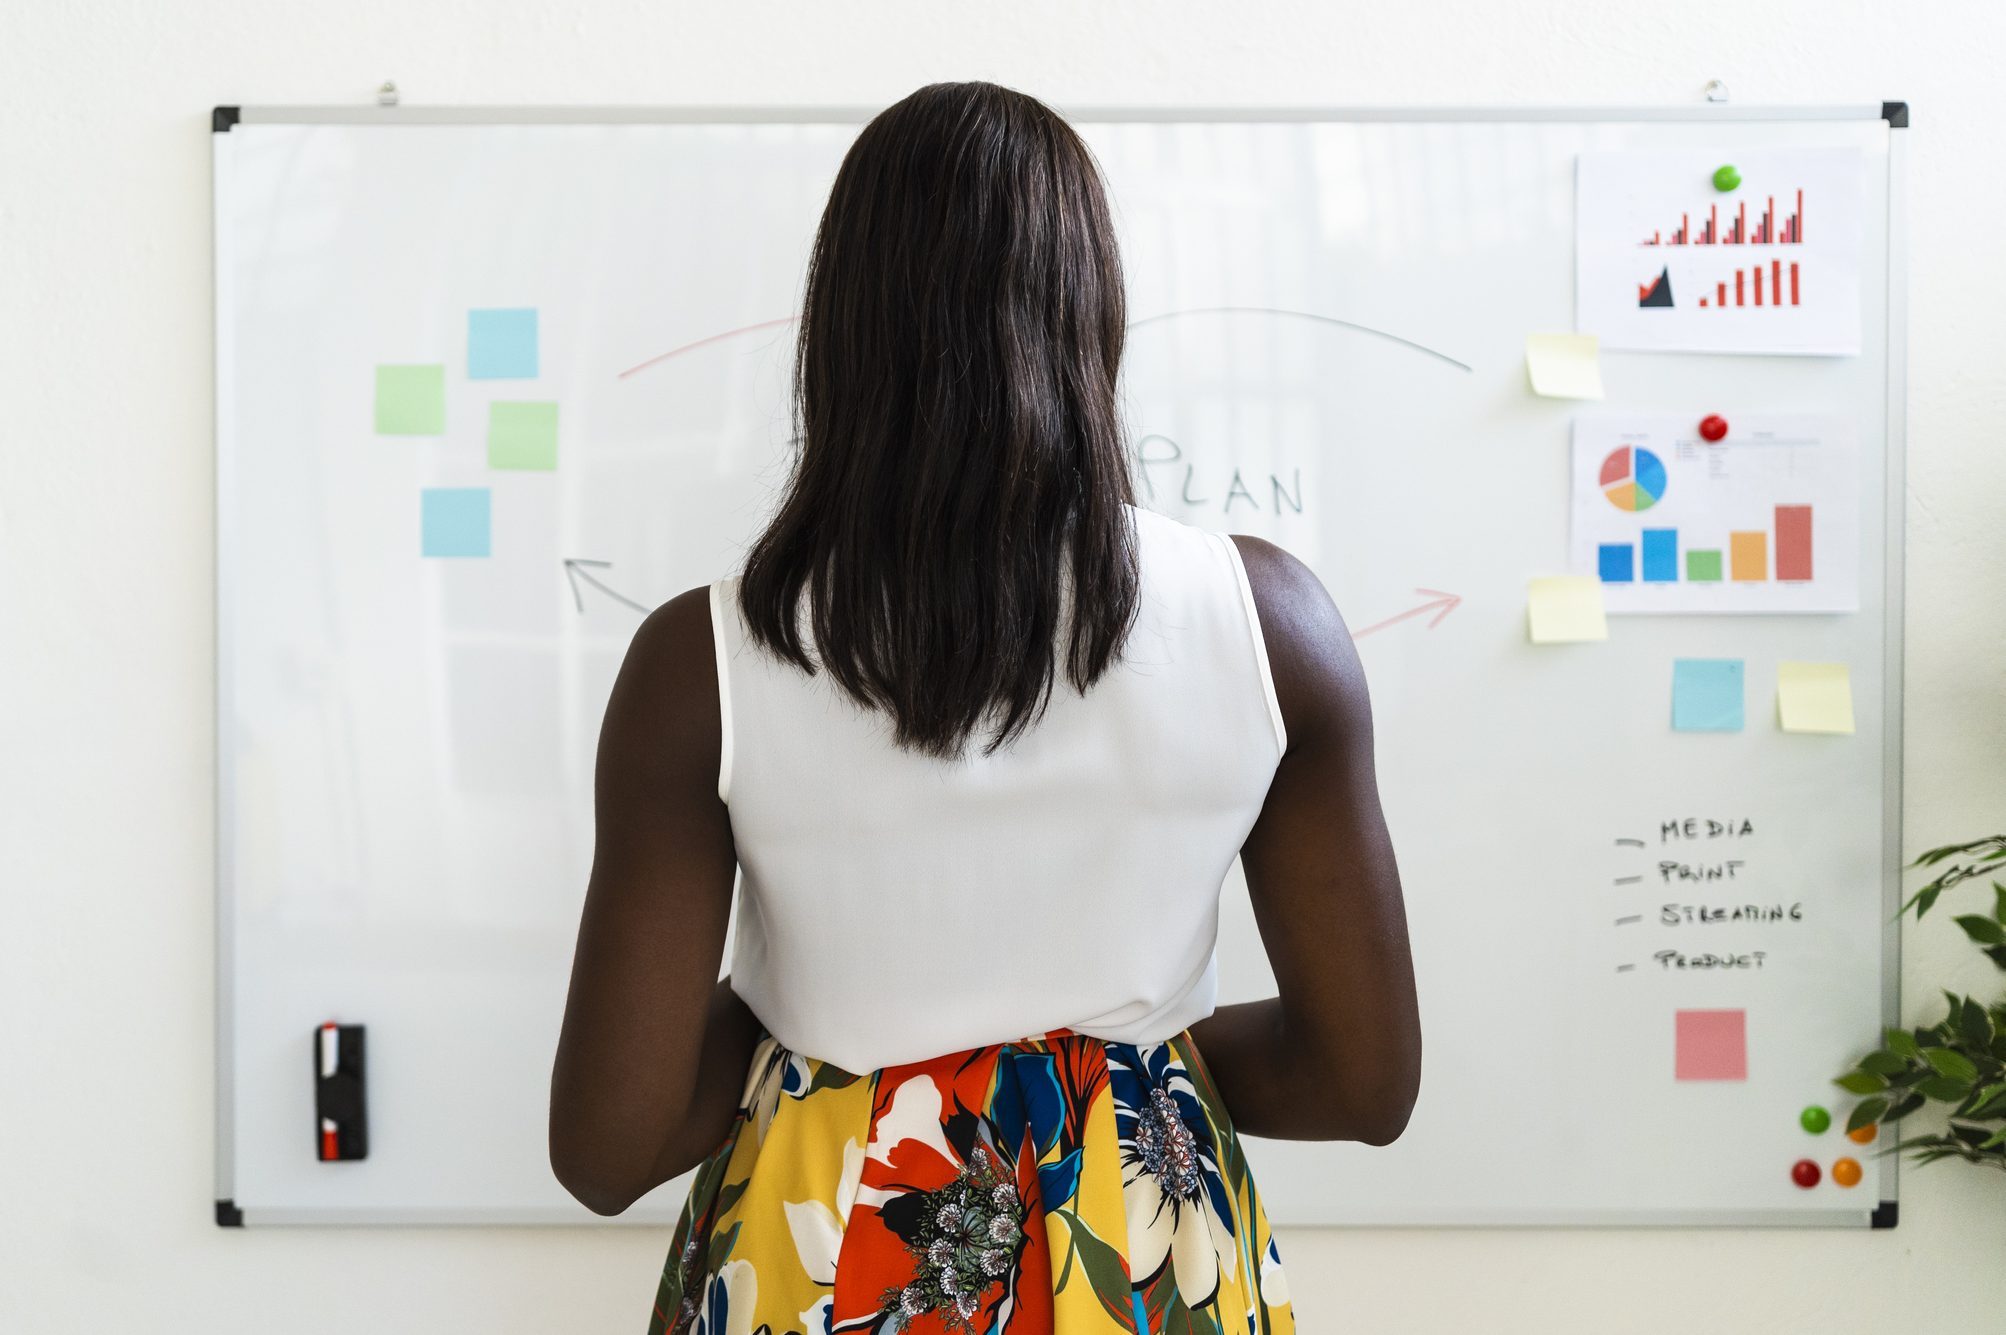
[
  {"left": 1571, "top": 412, "right": 1858, "bottom": 612},
  {"left": 1697, "top": 261, "right": 1800, "bottom": 309},
  {"left": 1594, "top": 511, "right": 1813, "bottom": 586},
  {"left": 1642, "top": 188, "right": 1802, "bottom": 246}
]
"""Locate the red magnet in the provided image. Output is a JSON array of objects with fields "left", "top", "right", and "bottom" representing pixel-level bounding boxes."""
[
  {"left": 1698, "top": 414, "right": 1729, "bottom": 442},
  {"left": 1790, "top": 1158, "right": 1821, "bottom": 1189}
]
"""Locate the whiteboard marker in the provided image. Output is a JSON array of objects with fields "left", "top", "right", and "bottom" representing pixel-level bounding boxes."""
[
  {"left": 319, "top": 1022, "right": 339, "bottom": 1078},
  {"left": 321, "top": 1117, "right": 340, "bottom": 1161}
]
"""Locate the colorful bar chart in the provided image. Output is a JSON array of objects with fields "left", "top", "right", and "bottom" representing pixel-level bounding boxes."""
[
  {"left": 1642, "top": 188, "right": 1803, "bottom": 246},
  {"left": 1571, "top": 413, "right": 1857, "bottom": 612},
  {"left": 1593, "top": 506, "right": 1814, "bottom": 586}
]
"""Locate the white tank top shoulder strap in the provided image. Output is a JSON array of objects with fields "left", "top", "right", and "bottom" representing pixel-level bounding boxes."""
[{"left": 1211, "top": 528, "right": 1288, "bottom": 756}]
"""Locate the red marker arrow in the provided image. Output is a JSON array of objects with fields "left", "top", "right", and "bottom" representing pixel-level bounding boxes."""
[{"left": 1350, "top": 588, "right": 1463, "bottom": 640}]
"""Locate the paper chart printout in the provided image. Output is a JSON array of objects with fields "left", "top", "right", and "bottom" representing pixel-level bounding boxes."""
[
  {"left": 1570, "top": 414, "right": 1858, "bottom": 613},
  {"left": 1576, "top": 148, "right": 1865, "bottom": 355}
]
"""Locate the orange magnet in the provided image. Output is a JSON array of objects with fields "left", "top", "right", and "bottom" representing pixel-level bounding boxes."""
[{"left": 1831, "top": 1157, "right": 1863, "bottom": 1188}]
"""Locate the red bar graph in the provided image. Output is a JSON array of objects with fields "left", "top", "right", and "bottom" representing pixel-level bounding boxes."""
[
  {"left": 1774, "top": 505, "right": 1814, "bottom": 581},
  {"left": 1642, "top": 186, "right": 1806, "bottom": 245},
  {"left": 1711, "top": 262, "right": 1801, "bottom": 311}
]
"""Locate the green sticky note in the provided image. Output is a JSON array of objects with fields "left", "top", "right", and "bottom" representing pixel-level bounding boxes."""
[
  {"left": 375, "top": 364, "right": 446, "bottom": 435},
  {"left": 487, "top": 401, "right": 558, "bottom": 471}
]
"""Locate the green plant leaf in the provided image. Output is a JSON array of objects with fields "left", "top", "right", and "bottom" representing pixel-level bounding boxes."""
[
  {"left": 1846, "top": 1097, "right": 1890, "bottom": 1132},
  {"left": 1959, "top": 997, "right": 1995, "bottom": 1047},
  {"left": 1857, "top": 1050, "right": 1907, "bottom": 1077},
  {"left": 1924, "top": 1047, "right": 1981, "bottom": 1082},
  {"left": 1917, "top": 1075, "right": 1974, "bottom": 1102},
  {"left": 1993, "top": 882, "right": 2006, "bottom": 924},
  {"left": 1955, "top": 1080, "right": 2006, "bottom": 1118},
  {"left": 1884, "top": 1028, "right": 1921, "bottom": 1060},
  {"left": 1955, "top": 914, "right": 2006, "bottom": 945},
  {"left": 1835, "top": 1071, "right": 1888, "bottom": 1094},
  {"left": 1886, "top": 1091, "right": 1927, "bottom": 1121},
  {"left": 1985, "top": 945, "right": 2006, "bottom": 973}
]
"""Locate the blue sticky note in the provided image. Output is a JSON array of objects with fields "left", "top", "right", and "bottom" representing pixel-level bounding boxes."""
[
  {"left": 1673, "top": 658, "right": 1745, "bottom": 732},
  {"left": 467, "top": 308, "right": 539, "bottom": 380},
  {"left": 421, "top": 487, "right": 491, "bottom": 558},
  {"left": 1598, "top": 543, "right": 1635, "bottom": 583}
]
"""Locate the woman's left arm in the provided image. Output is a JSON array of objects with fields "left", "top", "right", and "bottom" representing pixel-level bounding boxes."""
[{"left": 549, "top": 587, "right": 756, "bottom": 1216}]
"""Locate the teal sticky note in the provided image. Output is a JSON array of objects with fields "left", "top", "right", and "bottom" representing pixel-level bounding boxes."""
[
  {"left": 1673, "top": 658, "right": 1744, "bottom": 732},
  {"left": 421, "top": 487, "right": 490, "bottom": 557},
  {"left": 375, "top": 364, "right": 446, "bottom": 434},
  {"left": 468, "top": 308, "right": 539, "bottom": 380},
  {"left": 487, "top": 402, "right": 558, "bottom": 470}
]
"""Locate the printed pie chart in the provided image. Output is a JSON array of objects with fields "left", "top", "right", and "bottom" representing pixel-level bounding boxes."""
[{"left": 1599, "top": 446, "right": 1667, "bottom": 512}]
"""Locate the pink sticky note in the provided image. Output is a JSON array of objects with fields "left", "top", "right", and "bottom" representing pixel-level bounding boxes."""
[{"left": 1675, "top": 1009, "right": 1747, "bottom": 1081}]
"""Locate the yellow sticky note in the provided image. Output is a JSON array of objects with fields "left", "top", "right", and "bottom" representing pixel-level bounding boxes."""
[
  {"left": 1525, "top": 333, "right": 1604, "bottom": 400},
  {"left": 1527, "top": 576, "right": 1607, "bottom": 643},
  {"left": 1777, "top": 661, "right": 1855, "bottom": 734}
]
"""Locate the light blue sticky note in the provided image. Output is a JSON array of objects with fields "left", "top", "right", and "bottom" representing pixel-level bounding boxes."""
[
  {"left": 467, "top": 308, "right": 539, "bottom": 380},
  {"left": 1673, "top": 658, "right": 1745, "bottom": 732},
  {"left": 421, "top": 487, "right": 491, "bottom": 558}
]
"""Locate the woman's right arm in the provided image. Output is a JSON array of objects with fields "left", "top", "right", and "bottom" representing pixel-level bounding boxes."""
[{"left": 1186, "top": 535, "right": 1421, "bottom": 1145}]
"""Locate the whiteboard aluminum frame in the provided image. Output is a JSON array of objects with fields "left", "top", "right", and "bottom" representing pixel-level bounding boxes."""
[{"left": 212, "top": 102, "right": 1908, "bottom": 1228}]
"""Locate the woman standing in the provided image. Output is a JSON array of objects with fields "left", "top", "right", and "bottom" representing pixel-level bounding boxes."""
[{"left": 550, "top": 81, "right": 1420, "bottom": 1334}]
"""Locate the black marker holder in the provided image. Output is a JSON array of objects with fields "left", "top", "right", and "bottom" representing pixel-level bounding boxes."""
[{"left": 313, "top": 1023, "right": 368, "bottom": 1161}]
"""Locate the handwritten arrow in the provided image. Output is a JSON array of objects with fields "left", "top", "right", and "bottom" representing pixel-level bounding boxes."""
[
  {"left": 1350, "top": 588, "right": 1463, "bottom": 640},
  {"left": 563, "top": 559, "right": 653, "bottom": 616}
]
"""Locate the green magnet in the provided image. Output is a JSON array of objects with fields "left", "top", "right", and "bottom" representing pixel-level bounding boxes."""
[
  {"left": 1712, "top": 164, "right": 1742, "bottom": 192},
  {"left": 1800, "top": 1104, "right": 1832, "bottom": 1134}
]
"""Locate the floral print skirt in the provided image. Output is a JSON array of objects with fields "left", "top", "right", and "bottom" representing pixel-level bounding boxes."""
[{"left": 648, "top": 1027, "right": 1294, "bottom": 1335}]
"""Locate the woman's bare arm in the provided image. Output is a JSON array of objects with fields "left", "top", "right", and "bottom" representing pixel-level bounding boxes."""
[
  {"left": 1187, "top": 536, "right": 1421, "bottom": 1145},
  {"left": 548, "top": 587, "right": 759, "bottom": 1215}
]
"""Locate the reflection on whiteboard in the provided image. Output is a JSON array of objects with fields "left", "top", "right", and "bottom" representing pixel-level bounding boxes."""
[
  {"left": 1575, "top": 148, "right": 1865, "bottom": 355},
  {"left": 1570, "top": 414, "right": 1859, "bottom": 613}
]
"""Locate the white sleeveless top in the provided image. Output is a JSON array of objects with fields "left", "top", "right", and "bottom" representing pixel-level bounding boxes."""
[{"left": 709, "top": 504, "right": 1286, "bottom": 1073}]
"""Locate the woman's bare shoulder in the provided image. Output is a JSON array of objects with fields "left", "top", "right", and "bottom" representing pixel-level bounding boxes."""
[{"left": 1225, "top": 535, "right": 1369, "bottom": 752}]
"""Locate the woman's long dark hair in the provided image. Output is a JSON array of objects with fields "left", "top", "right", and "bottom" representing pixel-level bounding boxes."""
[{"left": 737, "top": 81, "right": 1139, "bottom": 760}]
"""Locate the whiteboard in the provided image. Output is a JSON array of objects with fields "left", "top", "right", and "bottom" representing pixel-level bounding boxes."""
[{"left": 213, "top": 105, "right": 1905, "bottom": 1226}]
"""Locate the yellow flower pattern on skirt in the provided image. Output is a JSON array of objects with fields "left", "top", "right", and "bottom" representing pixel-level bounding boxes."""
[{"left": 648, "top": 1027, "right": 1293, "bottom": 1335}]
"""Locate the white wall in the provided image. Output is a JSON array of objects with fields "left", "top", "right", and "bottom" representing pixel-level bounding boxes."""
[{"left": 4, "top": 1, "right": 2003, "bottom": 1330}]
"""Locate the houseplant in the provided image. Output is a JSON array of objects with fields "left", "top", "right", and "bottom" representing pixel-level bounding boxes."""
[{"left": 1834, "top": 836, "right": 2006, "bottom": 1171}]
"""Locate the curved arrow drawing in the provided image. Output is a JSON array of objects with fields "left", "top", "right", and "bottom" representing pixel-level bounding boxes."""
[
  {"left": 563, "top": 559, "right": 652, "bottom": 615},
  {"left": 1125, "top": 306, "right": 1473, "bottom": 373},
  {"left": 619, "top": 306, "right": 1474, "bottom": 380},
  {"left": 1350, "top": 589, "right": 1463, "bottom": 640}
]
